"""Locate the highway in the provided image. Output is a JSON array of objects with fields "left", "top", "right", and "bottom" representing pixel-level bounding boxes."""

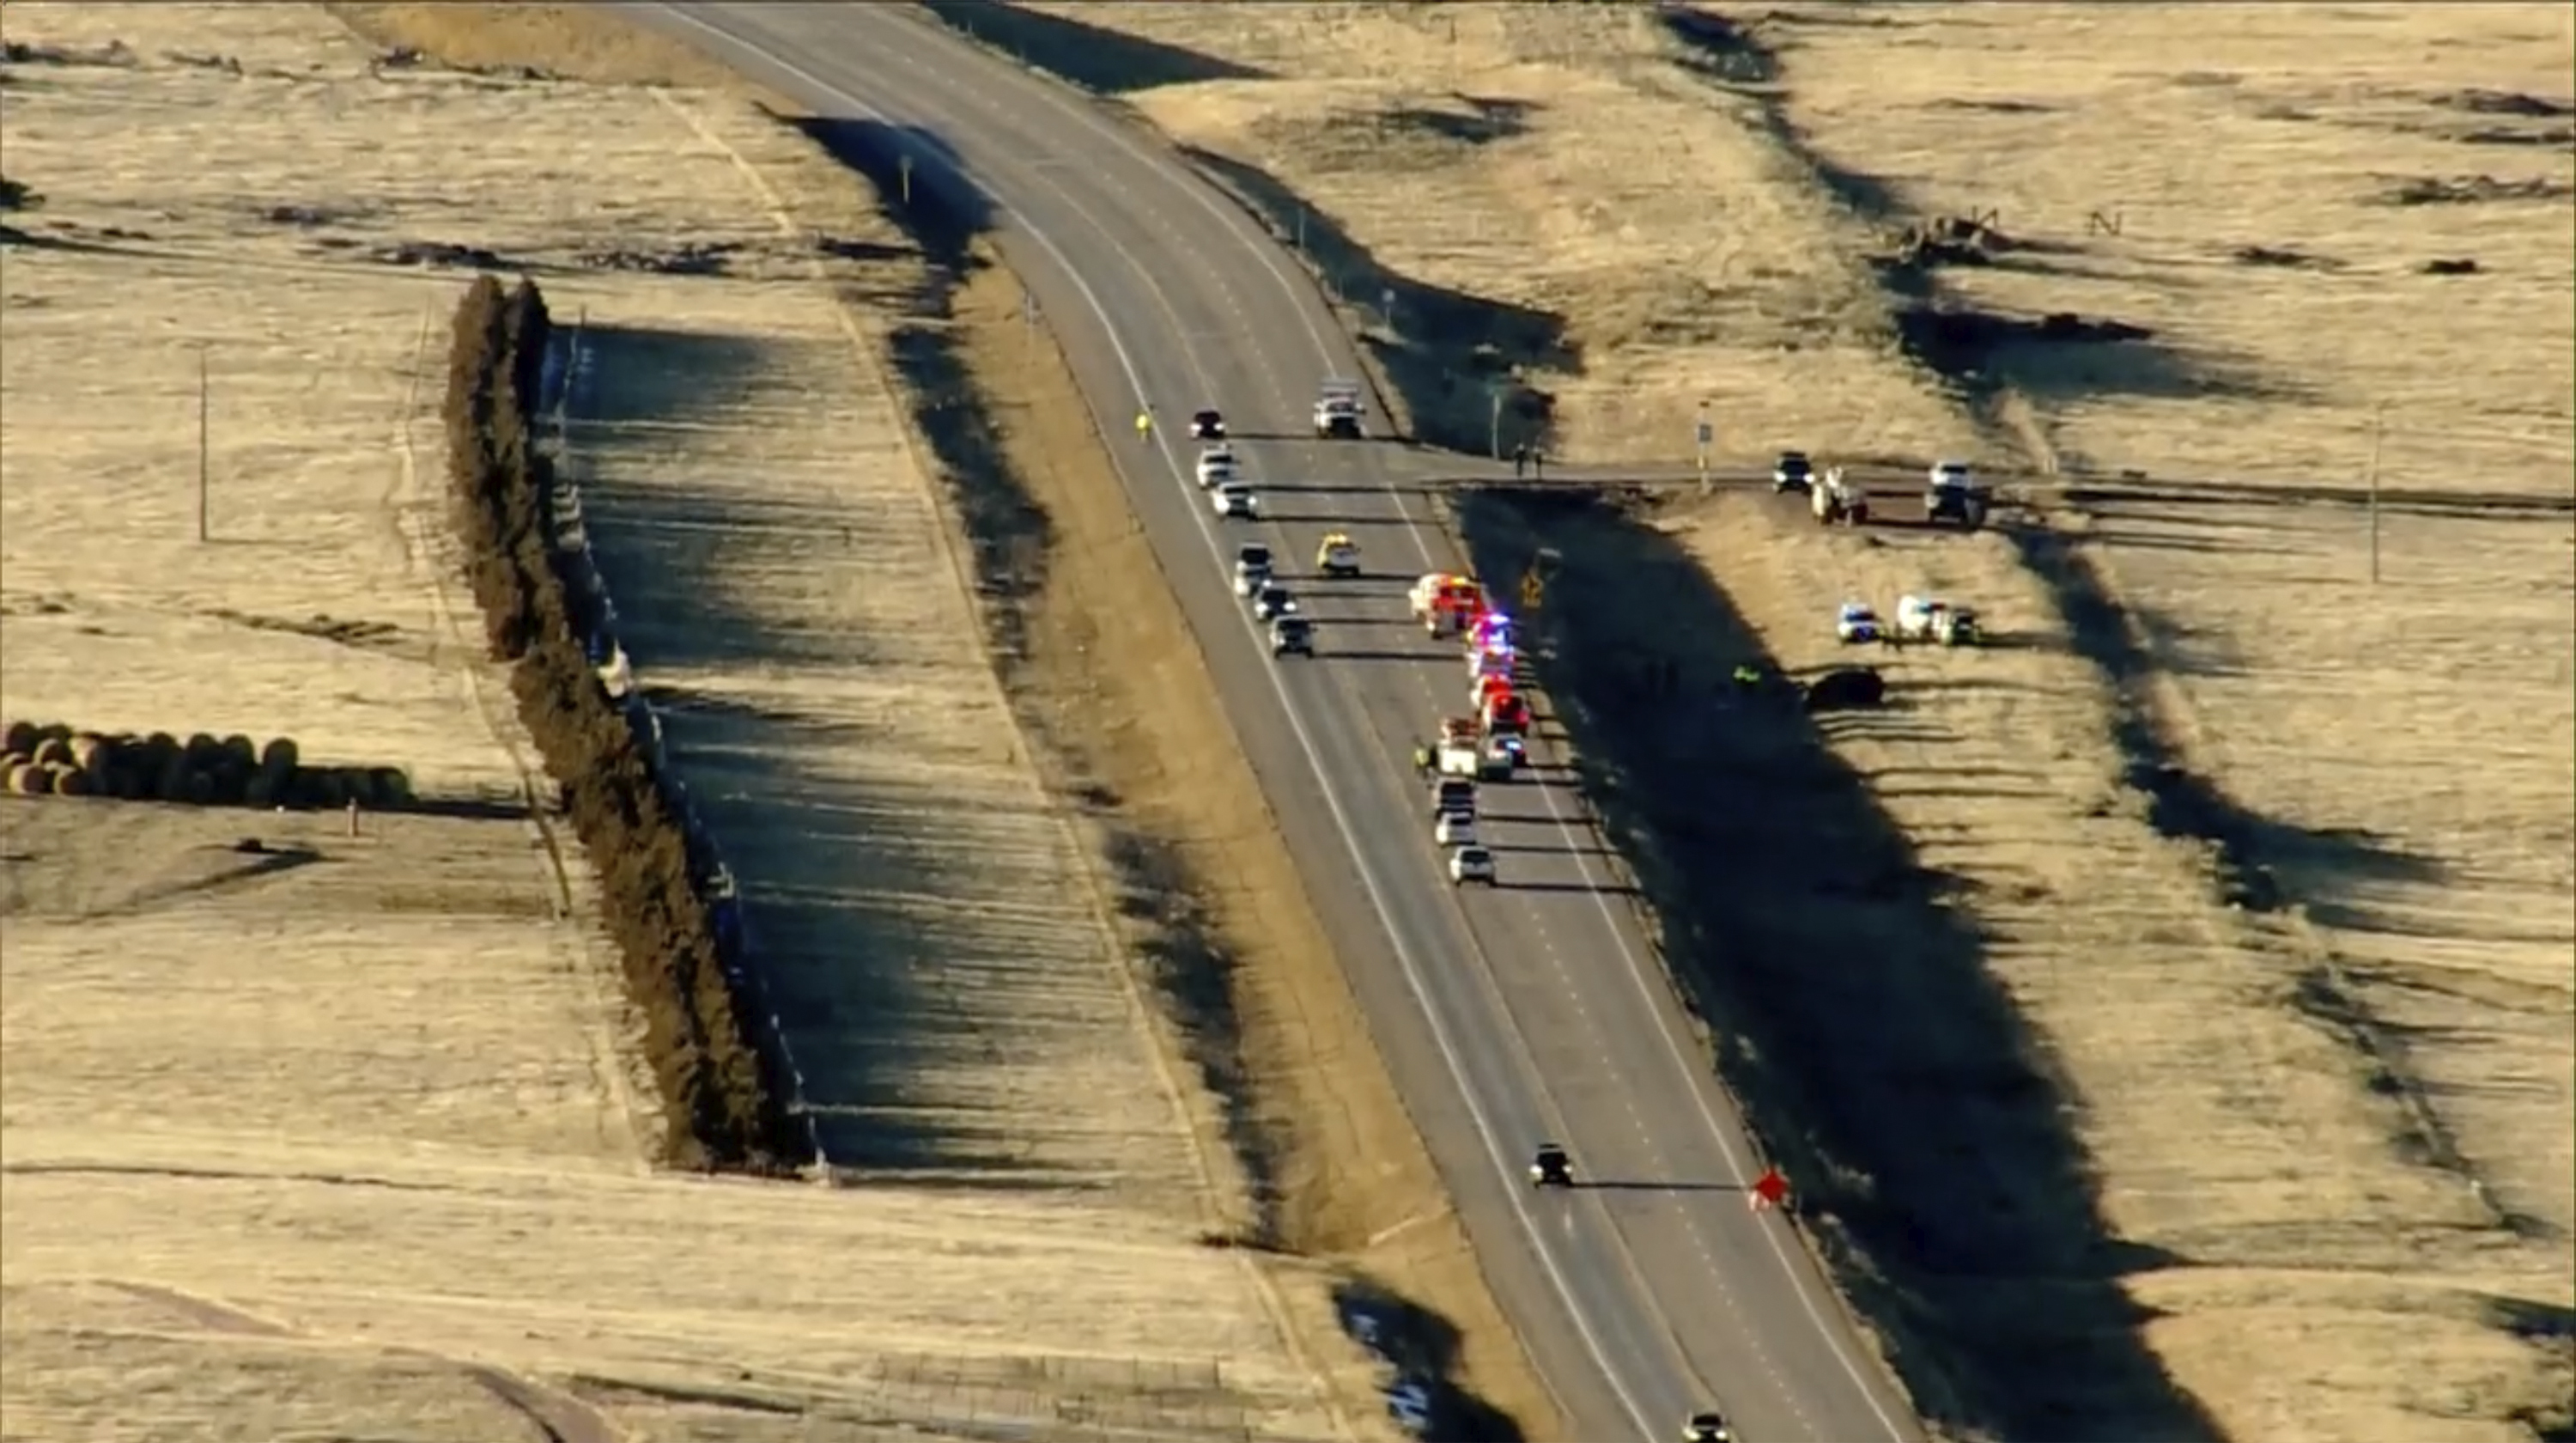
[{"left": 634, "top": 5, "right": 1930, "bottom": 1440}]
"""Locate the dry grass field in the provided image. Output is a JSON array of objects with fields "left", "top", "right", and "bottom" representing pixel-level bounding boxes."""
[
  {"left": 0, "top": 4, "right": 1359, "bottom": 1439},
  {"left": 959, "top": 0, "right": 1982, "bottom": 462},
  {"left": 1659, "top": 491, "right": 2572, "bottom": 1443},
  {"left": 1767, "top": 2, "right": 2574, "bottom": 488},
  {"left": 921, "top": 3, "right": 2576, "bottom": 1440}
]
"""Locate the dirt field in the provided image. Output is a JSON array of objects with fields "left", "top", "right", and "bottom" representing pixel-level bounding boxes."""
[
  {"left": 0, "top": 5, "right": 1361, "bottom": 1438},
  {"left": 911, "top": 4, "right": 2576, "bottom": 1441}
]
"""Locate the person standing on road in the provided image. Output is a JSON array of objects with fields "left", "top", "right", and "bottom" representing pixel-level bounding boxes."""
[
  {"left": 1531, "top": 448, "right": 1547, "bottom": 481},
  {"left": 1511, "top": 441, "right": 1529, "bottom": 478}
]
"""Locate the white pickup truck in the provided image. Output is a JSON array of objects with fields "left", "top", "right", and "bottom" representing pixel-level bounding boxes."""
[{"left": 1312, "top": 379, "right": 1365, "bottom": 440}]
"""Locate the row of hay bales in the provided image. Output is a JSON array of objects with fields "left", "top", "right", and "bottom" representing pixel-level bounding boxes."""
[{"left": 0, "top": 720, "right": 413, "bottom": 810}]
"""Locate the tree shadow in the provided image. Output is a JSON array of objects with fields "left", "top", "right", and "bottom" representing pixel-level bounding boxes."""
[
  {"left": 1452, "top": 484, "right": 2221, "bottom": 1443},
  {"left": 916, "top": 0, "right": 1270, "bottom": 93},
  {"left": 1331, "top": 1277, "right": 1527, "bottom": 1443},
  {"left": 1176, "top": 143, "right": 1580, "bottom": 457}
]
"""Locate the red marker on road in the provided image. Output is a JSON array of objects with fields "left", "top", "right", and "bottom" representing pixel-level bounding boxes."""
[{"left": 1748, "top": 1165, "right": 1789, "bottom": 1213}]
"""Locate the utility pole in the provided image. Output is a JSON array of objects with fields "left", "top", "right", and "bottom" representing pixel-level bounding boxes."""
[
  {"left": 196, "top": 346, "right": 210, "bottom": 543},
  {"left": 897, "top": 152, "right": 914, "bottom": 206},
  {"left": 2367, "top": 402, "right": 2386, "bottom": 585},
  {"left": 1488, "top": 384, "right": 1504, "bottom": 461}
]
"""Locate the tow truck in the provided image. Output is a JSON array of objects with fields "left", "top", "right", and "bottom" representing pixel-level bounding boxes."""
[{"left": 1435, "top": 716, "right": 1483, "bottom": 777}]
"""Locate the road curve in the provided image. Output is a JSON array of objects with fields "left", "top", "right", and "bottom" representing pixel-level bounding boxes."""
[{"left": 632, "top": 6, "right": 1930, "bottom": 1440}]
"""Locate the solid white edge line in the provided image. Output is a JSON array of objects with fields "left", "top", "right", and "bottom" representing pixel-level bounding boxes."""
[
  {"left": 639, "top": 7, "right": 1666, "bottom": 1440},
  {"left": 990, "top": 40, "right": 1914, "bottom": 1443}
]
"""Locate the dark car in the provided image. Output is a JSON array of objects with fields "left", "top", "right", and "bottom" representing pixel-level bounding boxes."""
[
  {"left": 1528, "top": 1142, "right": 1573, "bottom": 1188},
  {"left": 1771, "top": 449, "right": 1814, "bottom": 494},
  {"left": 1682, "top": 1410, "right": 1735, "bottom": 1443},
  {"left": 1191, "top": 408, "right": 1226, "bottom": 441},
  {"left": 1269, "top": 615, "right": 1313, "bottom": 658}
]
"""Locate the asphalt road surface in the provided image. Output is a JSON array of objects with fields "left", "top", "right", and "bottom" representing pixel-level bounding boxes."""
[{"left": 635, "top": 6, "right": 1931, "bottom": 1440}]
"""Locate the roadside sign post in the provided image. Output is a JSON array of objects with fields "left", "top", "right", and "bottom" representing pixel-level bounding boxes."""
[
  {"left": 1488, "top": 382, "right": 1506, "bottom": 461},
  {"left": 897, "top": 152, "right": 914, "bottom": 207},
  {"left": 1695, "top": 407, "right": 1714, "bottom": 496}
]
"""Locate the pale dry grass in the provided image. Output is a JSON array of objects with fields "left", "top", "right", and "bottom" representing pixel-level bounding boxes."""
[
  {"left": 1674, "top": 496, "right": 2573, "bottom": 1443},
  {"left": 2073, "top": 499, "right": 2576, "bottom": 1229},
  {"left": 980, "top": 6, "right": 2576, "bottom": 1437},
  {"left": 1770, "top": 1, "right": 2576, "bottom": 489},
  {"left": 0, "top": 4, "right": 1338, "bottom": 1439},
  {"left": 1004, "top": 1, "right": 1981, "bottom": 464}
]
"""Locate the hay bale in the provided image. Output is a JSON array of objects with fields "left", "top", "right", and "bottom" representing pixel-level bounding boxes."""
[
  {"left": 155, "top": 752, "right": 192, "bottom": 803},
  {"left": 106, "top": 763, "right": 145, "bottom": 801},
  {"left": 338, "top": 766, "right": 377, "bottom": 809},
  {"left": 369, "top": 766, "right": 416, "bottom": 810},
  {"left": 184, "top": 733, "right": 221, "bottom": 768},
  {"left": 205, "top": 764, "right": 248, "bottom": 807},
  {"left": 49, "top": 764, "right": 90, "bottom": 798},
  {"left": 3, "top": 720, "right": 38, "bottom": 755},
  {"left": 259, "top": 736, "right": 299, "bottom": 776},
  {"left": 305, "top": 769, "right": 346, "bottom": 809},
  {"left": 141, "top": 730, "right": 179, "bottom": 765},
  {"left": 0, "top": 751, "right": 23, "bottom": 774},
  {"left": 182, "top": 770, "right": 216, "bottom": 807},
  {"left": 34, "top": 722, "right": 71, "bottom": 747},
  {"left": 70, "top": 733, "right": 108, "bottom": 776},
  {"left": 218, "top": 734, "right": 257, "bottom": 770},
  {"left": 243, "top": 772, "right": 276, "bottom": 809},
  {"left": 30, "top": 737, "right": 70, "bottom": 770},
  {"left": 2, "top": 763, "right": 34, "bottom": 795}
]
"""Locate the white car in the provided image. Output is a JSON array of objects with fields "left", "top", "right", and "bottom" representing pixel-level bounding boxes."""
[
  {"left": 1448, "top": 844, "right": 1497, "bottom": 886},
  {"left": 1435, "top": 812, "right": 1477, "bottom": 846},
  {"left": 1929, "top": 459, "right": 1976, "bottom": 490},
  {"left": 1212, "top": 482, "right": 1259, "bottom": 520},
  {"left": 1195, "top": 446, "right": 1237, "bottom": 487},
  {"left": 1835, "top": 601, "right": 1882, "bottom": 644},
  {"left": 1252, "top": 584, "right": 1298, "bottom": 622}
]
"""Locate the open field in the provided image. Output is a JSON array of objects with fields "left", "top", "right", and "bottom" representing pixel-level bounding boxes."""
[
  {"left": 1765, "top": 1, "right": 2573, "bottom": 489},
  {"left": 1461, "top": 483, "right": 2573, "bottom": 1442},
  {"left": 912, "top": 4, "right": 2576, "bottom": 1440},
  {"left": 0, "top": 4, "right": 1361, "bottom": 1438}
]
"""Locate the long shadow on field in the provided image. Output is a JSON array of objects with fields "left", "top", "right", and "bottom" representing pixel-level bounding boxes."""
[
  {"left": 2001, "top": 524, "right": 2532, "bottom": 1237},
  {"left": 1176, "top": 145, "right": 1578, "bottom": 459},
  {"left": 567, "top": 291, "right": 1084, "bottom": 1184},
  {"left": 1454, "top": 485, "right": 2221, "bottom": 1443},
  {"left": 559, "top": 324, "right": 779, "bottom": 673},
  {"left": 916, "top": 0, "right": 1271, "bottom": 93}
]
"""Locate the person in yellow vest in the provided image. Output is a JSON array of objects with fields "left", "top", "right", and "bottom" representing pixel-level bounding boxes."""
[{"left": 1133, "top": 408, "right": 1152, "bottom": 444}]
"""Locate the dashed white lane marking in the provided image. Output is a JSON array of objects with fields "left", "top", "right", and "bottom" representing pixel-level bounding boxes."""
[
  {"left": 711, "top": 23, "right": 1665, "bottom": 1438},
  {"left": 706, "top": 14, "right": 1902, "bottom": 1439}
]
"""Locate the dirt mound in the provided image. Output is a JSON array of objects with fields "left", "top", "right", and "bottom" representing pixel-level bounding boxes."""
[{"left": 440, "top": 271, "right": 802, "bottom": 1173}]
